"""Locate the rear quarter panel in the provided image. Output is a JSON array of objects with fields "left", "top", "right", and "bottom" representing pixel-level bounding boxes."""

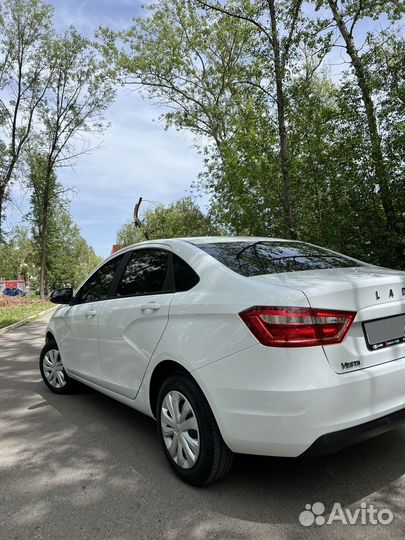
[{"left": 137, "top": 243, "right": 311, "bottom": 415}]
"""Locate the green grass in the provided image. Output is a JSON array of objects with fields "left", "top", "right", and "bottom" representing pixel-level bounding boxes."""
[{"left": 0, "top": 297, "right": 54, "bottom": 329}]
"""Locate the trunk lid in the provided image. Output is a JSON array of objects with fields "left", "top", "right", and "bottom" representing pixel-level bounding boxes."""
[{"left": 251, "top": 266, "right": 405, "bottom": 372}]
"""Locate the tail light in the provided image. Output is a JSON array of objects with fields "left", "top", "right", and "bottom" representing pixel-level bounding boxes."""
[{"left": 239, "top": 306, "right": 356, "bottom": 347}]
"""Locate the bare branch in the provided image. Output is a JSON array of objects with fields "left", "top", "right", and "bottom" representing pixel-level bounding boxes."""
[
  {"left": 282, "top": 0, "right": 304, "bottom": 67},
  {"left": 232, "top": 79, "right": 278, "bottom": 103},
  {"left": 349, "top": 0, "right": 363, "bottom": 38},
  {"left": 193, "top": 0, "right": 274, "bottom": 45}
]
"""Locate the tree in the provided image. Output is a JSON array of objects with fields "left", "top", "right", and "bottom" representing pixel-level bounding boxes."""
[
  {"left": 116, "top": 197, "right": 220, "bottom": 245},
  {"left": 101, "top": 0, "right": 262, "bottom": 229},
  {"left": 200, "top": 96, "right": 282, "bottom": 236},
  {"left": 45, "top": 210, "right": 102, "bottom": 291},
  {"left": 28, "top": 155, "right": 102, "bottom": 292},
  {"left": 0, "top": 0, "right": 54, "bottom": 239},
  {"left": 194, "top": 0, "right": 309, "bottom": 238},
  {"left": 106, "top": 0, "right": 331, "bottom": 239},
  {"left": 317, "top": 0, "right": 405, "bottom": 264},
  {"left": 101, "top": 0, "right": 251, "bottom": 150},
  {"left": 106, "top": 0, "right": 404, "bottom": 268},
  {"left": 32, "top": 28, "right": 116, "bottom": 297},
  {"left": 28, "top": 152, "right": 62, "bottom": 295}
]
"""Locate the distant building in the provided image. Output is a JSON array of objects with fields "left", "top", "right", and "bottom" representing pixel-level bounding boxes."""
[
  {"left": 111, "top": 244, "right": 124, "bottom": 254},
  {"left": 0, "top": 277, "right": 26, "bottom": 289}
]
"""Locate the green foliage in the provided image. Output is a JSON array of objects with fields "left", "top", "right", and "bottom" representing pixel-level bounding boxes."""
[
  {"left": 0, "top": 217, "right": 101, "bottom": 291},
  {"left": 0, "top": 226, "right": 34, "bottom": 279},
  {"left": 29, "top": 153, "right": 61, "bottom": 242},
  {"left": 116, "top": 197, "right": 220, "bottom": 245},
  {"left": 0, "top": 0, "right": 55, "bottom": 233},
  {"left": 37, "top": 27, "right": 116, "bottom": 169},
  {"left": 45, "top": 211, "right": 102, "bottom": 290},
  {"left": 101, "top": 0, "right": 253, "bottom": 145},
  {"left": 2, "top": 0, "right": 404, "bottom": 284},
  {"left": 1, "top": 0, "right": 116, "bottom": 291},
  {"left": 18, "top": 153, "right": 102, "bottom": 290},
  {"left": 26, "top": 24, "right": 116, "bottom": 296},
  {"left": 200, "top": 99, "right": 283, "bottom": 236},
  {"left": 107, "top": 0, "right": 405, "bottom": 268}
]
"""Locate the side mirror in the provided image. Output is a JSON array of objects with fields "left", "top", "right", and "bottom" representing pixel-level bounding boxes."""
[{"left": 50, "top": 287, "right": 73, "bottom": 305}]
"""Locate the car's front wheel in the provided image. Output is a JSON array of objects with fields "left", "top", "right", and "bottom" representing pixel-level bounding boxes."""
[
  {"left": 39, "top": 340, "right": 74, "bottom": 394},
  {"left": 156, "top": 373, "right": 233, "bottom": 485}
]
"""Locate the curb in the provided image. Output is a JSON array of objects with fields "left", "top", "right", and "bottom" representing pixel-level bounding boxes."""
[{"left": 0, "top": 306, "right": 56, "bottom": 335}]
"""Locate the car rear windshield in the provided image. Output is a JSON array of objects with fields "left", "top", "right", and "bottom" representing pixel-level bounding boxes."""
[{"left": 196, "top": 241, "right": 363, "bottom": 277}]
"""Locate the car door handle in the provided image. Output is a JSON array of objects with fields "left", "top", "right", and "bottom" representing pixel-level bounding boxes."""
[
  {"left": 85, "top": 309, "right": 97, "bottom": 318},
  {"left": 141, "top": 302, "right": 161, "bottom": 312}
]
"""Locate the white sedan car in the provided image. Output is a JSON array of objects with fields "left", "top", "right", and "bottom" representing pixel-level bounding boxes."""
[{"left": 40, "top": 237, "right": 405, "bottom": 485}]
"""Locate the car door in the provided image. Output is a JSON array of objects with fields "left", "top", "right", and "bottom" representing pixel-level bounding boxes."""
[
  {"left": 61, "top": 254, "right": 125, "bottom": 383},
  {"left": 97, "top": 247, "right": 174, "bottom": 399}
]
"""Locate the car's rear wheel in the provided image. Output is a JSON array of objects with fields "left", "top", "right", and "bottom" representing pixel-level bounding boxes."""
[
  {"left": 39, "top": 340, "right": 74, "bottom": 394},
  {"left": 156, "top": 373, "right": 233, "bottom": 485}
]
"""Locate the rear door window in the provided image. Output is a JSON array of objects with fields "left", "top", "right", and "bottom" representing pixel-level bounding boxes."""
[
  {"left": 196, "top": 241, "right": 364, "bottom": 277},
  {"left": 117, "top": 249, "right": 171, "bottom": 296}
]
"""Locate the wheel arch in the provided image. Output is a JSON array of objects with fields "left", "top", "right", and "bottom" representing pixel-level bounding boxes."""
[
  {"left": 149, "top": 360, "right": 216, "bottom": 418},
  {"left": 147, "top": 359, "right": 227, "bottom": 446},
  {"left": 45, "top": 331, "right": 55, "bottom": 343},
  {"left": 149, "top": 360, "right": 192, "bottom": 418},
  {"left": 148, "top": 358, "right": 234, "bottom": 483}
]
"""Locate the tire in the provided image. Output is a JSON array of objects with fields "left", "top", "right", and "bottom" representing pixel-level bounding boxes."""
[
  {"left": 39, "top": 340, "right": 75, "bottom": 394},
  {"left": 156, "top": 373, "right": 233, "bottom": 486}
]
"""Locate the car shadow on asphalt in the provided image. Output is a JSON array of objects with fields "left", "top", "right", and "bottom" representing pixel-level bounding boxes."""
[
  {"left": 1, "top": 324, "right": 403, "bottom": 540},
  {"left": 34, "top": 380, "right": 405, "bottom": 524}
]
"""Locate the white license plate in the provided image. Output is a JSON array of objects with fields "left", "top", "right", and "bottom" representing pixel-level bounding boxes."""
[{"left": 363, "top": 314, "right": 405, "bottom": 350}]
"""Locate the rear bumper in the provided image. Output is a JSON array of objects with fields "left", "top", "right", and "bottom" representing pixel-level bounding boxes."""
[
  {"left": 193, "top": 344, "right": 405, "bottom": 457},
  {"left": 303, "top": 409, "right": 405, "bottom": 455}
]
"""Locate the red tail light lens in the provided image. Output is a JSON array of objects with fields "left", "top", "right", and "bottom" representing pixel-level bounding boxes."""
[{"left": 239, "top": 306, "right": 356, "bottom": 347}]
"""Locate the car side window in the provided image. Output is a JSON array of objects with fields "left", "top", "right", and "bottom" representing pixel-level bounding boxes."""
[
  {"left": 173, "top": 254, "right": 199, "bottom": 292},
  {"left": 116, "top": 249, "right": 171, "bottom": 297},
  {"left": 77, "top": 255, "right": 124, "bottom": 304}
]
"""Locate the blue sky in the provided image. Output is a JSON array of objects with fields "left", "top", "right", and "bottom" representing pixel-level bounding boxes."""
[{"left": 45, "top": 0, "right": 204, "bottom": 258}]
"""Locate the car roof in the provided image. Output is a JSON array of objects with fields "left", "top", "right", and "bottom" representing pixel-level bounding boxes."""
[
  {"left": 115, "top": 236, "right": 297, "bottom": 252},
  {"left": 179, "top": 236, "right": 293, "bottom": 245},
  {"left": 76, "top": 236, "right": 308, "bottom": 293}
]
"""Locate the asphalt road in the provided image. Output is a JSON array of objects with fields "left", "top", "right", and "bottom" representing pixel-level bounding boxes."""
[{"left": 0, "top": 312, "right": 404, "bottom": 540}]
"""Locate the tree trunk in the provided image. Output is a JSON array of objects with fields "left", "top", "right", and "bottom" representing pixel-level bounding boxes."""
[
  {"left": 39, "top": 221, "right": 48, "bottom": 300},
  {"left": 327, "top": 0, "right": 398, "bottom": 236},
  {"left": 268, "top": 0, "right": 296, "bottom": 239},
  {"left": 275, "top": 77, "right": 296, "bottom": 239},
  {"left": 39, "top": 172, "right": 51, "bottom": 300},
  {"left": 0, "top": 183, "right": 6, "bottom": 243}
]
